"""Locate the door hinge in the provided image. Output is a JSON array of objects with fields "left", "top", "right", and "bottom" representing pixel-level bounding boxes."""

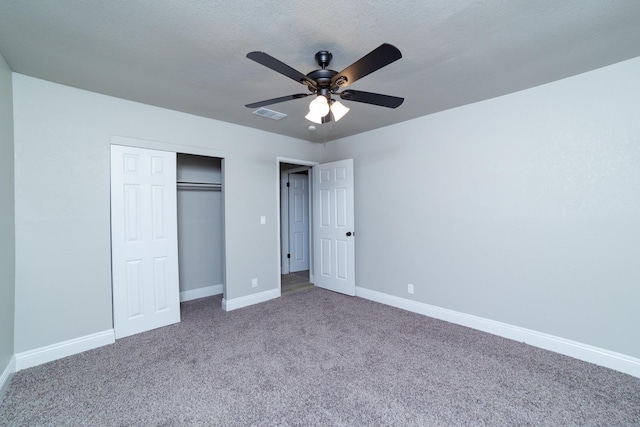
[
  {"left": 286, "top": 181, "right": 290, "bottom": 187},
  {"left": 287, "top": 253, "right": 290, "bottom": 259}
]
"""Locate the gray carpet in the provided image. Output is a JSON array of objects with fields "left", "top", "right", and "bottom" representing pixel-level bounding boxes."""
[{"left": 1, "top": 288, "right": 639, "bottom": 426}]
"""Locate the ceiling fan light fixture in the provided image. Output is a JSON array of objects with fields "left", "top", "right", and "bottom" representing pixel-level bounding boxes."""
[{"left": 330, "top": 100, "right": 350, "bottom": 122}]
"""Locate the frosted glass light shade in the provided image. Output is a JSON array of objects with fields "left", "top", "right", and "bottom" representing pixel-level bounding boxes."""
[
  {"left": 330, "top": 100, "right": 350, "bottom": 121},
  {"left": 309, "top": 95, "right": 330, "bottom": 117},
  {"left": 305, "top": 111, "right": 323, "bottom": 124}
]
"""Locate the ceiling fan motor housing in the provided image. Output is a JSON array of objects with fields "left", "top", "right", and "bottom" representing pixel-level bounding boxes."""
[
  {"left": 306, "top": 51, "right": 341, "bottom": 93},
  {"left": 306, "top": 69, "right": 338, "bottom": 90}
]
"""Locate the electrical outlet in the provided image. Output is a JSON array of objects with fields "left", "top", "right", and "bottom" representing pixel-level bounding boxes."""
[
  {"left": 252, "top": 278, "right": 258, "bottom": 288},
  {"left": 408, "top": 284, "right": 414, "bottom": 294}
]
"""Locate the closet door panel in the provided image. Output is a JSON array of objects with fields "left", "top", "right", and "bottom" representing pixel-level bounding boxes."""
[{"left": 111, "top": 145, "right": 180, "bottom": 339}]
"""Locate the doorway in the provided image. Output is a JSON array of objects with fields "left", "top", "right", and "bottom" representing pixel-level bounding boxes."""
[
  {"left": 279, "top": 160, "right": 315, "bottom": 295},
  {"left": 277, "top": 157, "right": 356, "bottom": 298}
]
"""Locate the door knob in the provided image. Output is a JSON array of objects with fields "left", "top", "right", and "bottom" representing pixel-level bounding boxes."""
[{"left": 346, "top": 231, "right": 352, "bottom": 237}]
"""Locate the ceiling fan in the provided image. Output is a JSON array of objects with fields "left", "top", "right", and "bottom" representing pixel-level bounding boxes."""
[{"left": 245, "top": 43, "right": 404, "bottom": 124}]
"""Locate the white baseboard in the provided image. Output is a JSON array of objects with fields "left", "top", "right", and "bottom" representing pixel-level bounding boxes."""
[
  {"left": 180, "top": 284, "right": 223, "bottom": 302},
  {"left": 222, "top": 288, "right": 280, "bottom": 312},
  {"left": 15, "top": 329, "right": 115, "bottom": 371},
  {"left": 355, "top": 287, "right": 640, "bottom": 378},
  {"left": 0, "top": 356, "right": 16, "bottom": 398}
]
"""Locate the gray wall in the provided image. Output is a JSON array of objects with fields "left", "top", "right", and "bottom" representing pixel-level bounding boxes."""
[
  {"left": 0, "top": 54, "right": 15, "bottom": 381},
  {"left": 13, "top": 74, "right": 321, "bottom": 353},
  {"left": 323, "top": 57, "right": 640, "bottom": 358}
]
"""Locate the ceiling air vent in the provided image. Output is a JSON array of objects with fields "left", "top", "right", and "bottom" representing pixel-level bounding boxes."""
[{"left": 253, "top": 107, "right": 287, "bottom": 120}]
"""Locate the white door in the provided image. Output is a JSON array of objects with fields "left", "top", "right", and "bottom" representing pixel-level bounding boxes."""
[
  {"left": 312, "top": 159, "right": 355, "bottom": 296},
  {"left": 111, "top": 145, "right": 180, "bottom": 339},
  {"left": 288, "top": 173, "right": 310, "bottom": 272}
]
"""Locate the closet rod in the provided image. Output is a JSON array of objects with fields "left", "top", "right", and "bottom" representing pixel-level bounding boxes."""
[{"left": 177, "top": 181, "right": 222, "bottom": 190}]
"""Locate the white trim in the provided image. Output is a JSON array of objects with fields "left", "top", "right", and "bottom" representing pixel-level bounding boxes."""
[
  {"left": 0, "top": 356, "right": 16, "bottom": 398},
  {"left": 222, "top": 288, "right": 280, "bottom": 312},
  {"left": 180, "top": 284, "right": 223, "bottom": 302},
  {"left": 15, "top": 330, "right": 115, "bottom": 371},
  {"left": 355, "top": 287, "right": 640, "bottom": 378},
  {"left": 110, "top": 135, "right": 226, "bottom": 159},
  {"left": 277, "top": 157, "right": 318, "bottom": 167}
]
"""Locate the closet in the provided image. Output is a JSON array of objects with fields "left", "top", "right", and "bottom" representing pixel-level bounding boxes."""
[
  {"left": 176, "top": 153, "right": 224, "bottom": 300},
  {"left": 111, "top": 144, "right": 225, "bottom": 339}
]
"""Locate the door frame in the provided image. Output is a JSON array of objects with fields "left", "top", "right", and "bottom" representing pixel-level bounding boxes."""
[
  {"left": 277, "top": 157, "right": 318, "bottom": 291},
  {"left": 110, "top": 135, "right": 228, "bottom": 307}
]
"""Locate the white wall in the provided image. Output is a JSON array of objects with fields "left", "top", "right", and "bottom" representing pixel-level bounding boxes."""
[
  {"left": 0, "top": 53, "right": 16, "bottom": 391},
  {"left": 323, "top": 57, "right": 640, "bottom": 358},
  {"left": 13, "top": 75, "right": 321, "bottom": 353}
]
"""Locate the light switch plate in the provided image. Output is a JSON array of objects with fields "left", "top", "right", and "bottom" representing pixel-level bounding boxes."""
[{"left": 260, "top": 216, "right": 266, "bottom": 224}]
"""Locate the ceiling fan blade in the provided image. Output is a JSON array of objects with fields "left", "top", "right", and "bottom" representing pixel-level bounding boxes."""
[
  {"left": 247, "top": 51, "right": 317, "bottom": 89},
  {"left": 339, "top": 90, "right": 404, "bottom": 108},
  {"left": 245, "top": 93, "right": 310, "bottom": 109},
  {"left": 331, "top": 43, "right": 402, "bottom": 88}
]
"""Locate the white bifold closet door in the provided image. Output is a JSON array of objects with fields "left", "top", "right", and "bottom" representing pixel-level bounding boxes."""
[{"left": 111, "top": 145, "right": 181, "bottom": 339}]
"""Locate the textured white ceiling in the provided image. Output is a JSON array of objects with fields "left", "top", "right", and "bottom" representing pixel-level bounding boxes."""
[{"left": 1, "top": 1, "right": 640, "bottom": 142}]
